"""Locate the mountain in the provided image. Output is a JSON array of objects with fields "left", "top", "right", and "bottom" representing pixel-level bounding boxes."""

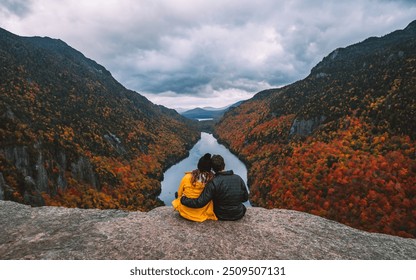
[
  {"left": 181, "top": 107, "right": 225, "bottom": 120},
  {"left": 181, "top": 101, "right": 244, "bottom": 120},
  {"left": 0, "top": 28, "right": 199, "bottom": 211},
  {"left": 215, "top": 21, "right": 416, "bottom": 238}
]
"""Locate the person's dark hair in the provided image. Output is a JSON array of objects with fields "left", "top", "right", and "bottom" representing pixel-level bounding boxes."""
[
  {"left": 192, "top": 153, "right": 214, "bottom": 185},
  {"left": 197, "top": 153, "right": 212, "bottom": 172},
  {"left": 211, "top": 155, "right": 225, "bottom": 173}
]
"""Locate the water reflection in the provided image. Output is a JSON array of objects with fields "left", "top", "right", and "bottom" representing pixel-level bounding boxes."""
[{"left": 159, "top": 132, "right": 251, "bottom": 206}]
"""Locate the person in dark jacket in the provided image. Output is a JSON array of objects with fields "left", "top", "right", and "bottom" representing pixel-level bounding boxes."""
[{"left": 180, "top": 154, "right": 249, "bottom": 221}]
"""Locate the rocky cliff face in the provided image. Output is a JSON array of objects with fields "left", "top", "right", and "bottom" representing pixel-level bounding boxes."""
[{"left": 0, "top": 201, "right": 415, "bottom": 260}]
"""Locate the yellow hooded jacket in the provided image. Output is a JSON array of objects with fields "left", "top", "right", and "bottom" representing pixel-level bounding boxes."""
[{"left": 172, "top": 172, "right": 217, "bottom": 222}]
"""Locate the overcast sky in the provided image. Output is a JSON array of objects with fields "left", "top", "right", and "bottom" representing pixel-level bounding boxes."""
[{"left": 1, "top": 0, "right": 416, "bottom": 111}]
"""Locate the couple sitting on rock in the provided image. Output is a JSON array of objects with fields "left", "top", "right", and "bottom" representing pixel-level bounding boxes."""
[{"left": 172, "top": 153, "right": 249, "bottom": 222}]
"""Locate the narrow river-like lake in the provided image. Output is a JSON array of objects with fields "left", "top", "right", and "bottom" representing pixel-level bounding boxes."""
[{"left": 159, "top": 132, "right": 251, "bottom": 207}]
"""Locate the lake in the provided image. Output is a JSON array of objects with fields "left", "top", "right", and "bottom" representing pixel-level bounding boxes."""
[{"left": 159, "top": 132, "right": 251, "bottom": 206}]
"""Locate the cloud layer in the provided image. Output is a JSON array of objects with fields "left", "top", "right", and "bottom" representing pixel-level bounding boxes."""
[{"left": 1, "top": 0, "right": 416, "bottom": 109}]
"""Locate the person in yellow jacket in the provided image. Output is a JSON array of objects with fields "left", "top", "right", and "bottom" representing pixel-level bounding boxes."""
[{"left": 172, "top": 153, "right": 218, "bottom": 222}]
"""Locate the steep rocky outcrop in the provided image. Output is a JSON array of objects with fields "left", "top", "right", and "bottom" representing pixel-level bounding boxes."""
[
  {"left": 0, "top": 201, "right": 415, "bottom": 260},
  {"left": 0, "top": 173, "right": 7, "bottom": 200},
  {"left": 289, "top": 116, "right": 326, "bottom": 136}
]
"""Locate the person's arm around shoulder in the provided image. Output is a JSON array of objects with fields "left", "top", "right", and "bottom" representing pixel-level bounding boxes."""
[
  {"left": 240, "top": 177, "right": 249, "bottom": 202},
  {"left": 180, "top": 180, "right": 215, "bottom": 208}
]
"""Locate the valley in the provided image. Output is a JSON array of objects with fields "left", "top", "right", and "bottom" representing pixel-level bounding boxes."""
[{"left": 1, "top": 21, "right": 415, "bottom": 239}]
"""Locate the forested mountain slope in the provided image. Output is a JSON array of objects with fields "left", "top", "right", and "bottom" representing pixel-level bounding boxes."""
[
  {"left": 0, "top": 28, "right": 199, "bottom": 211},
  {"left": 215, "top": 21, "right": 416, "bottom": 238}
]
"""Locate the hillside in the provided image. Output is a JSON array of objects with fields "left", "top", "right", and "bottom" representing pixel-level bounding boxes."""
[
  {"left": 181, "top": 101, "right": 244, "bottom": 120},
  {"left": 215, "top": 21, "right": 416, "bottom": 237},
  {"left": 1, "top": 200, "right": 415, "bottom": 259},
  {"left": 0, "top": 28, "right": 199, "bottom": 211}
]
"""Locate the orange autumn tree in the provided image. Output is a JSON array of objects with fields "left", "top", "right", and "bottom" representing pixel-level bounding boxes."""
[{"left": 264, "top": 117, "right": 415, "bottom": 237}]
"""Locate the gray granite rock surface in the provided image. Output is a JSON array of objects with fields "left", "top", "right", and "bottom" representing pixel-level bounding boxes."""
[{"left": 1, "top": 200, "right": 415, "bottom": 259}]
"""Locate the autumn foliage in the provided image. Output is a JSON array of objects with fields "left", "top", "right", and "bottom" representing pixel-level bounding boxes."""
[
  {"left": 0, "top": 28, "right": 199, "bottom": 211},
  {"left": 215, "top": 22, "right": 416, "bottom": 238}
]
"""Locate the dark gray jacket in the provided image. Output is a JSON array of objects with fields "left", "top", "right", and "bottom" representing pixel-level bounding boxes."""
[{"left": 180, "top": 170, "right": 248, "bottom": 220}]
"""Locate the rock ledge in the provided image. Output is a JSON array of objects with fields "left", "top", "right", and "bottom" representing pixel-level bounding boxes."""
[{"left": 1, "top": 201, "right": 415, "bottom": 259}]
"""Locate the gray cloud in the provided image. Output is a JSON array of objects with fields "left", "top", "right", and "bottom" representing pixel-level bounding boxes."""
[
  {"left": 0, "top": 0, "right": 32, "bottom": 17},
  {"left": 1, "top": 0, "right": 415, "bottom": 109}
]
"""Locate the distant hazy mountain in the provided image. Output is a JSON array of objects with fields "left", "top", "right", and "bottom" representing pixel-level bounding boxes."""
[{"left": 181, "top": 101, "right": 244, "bottom": 120}]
